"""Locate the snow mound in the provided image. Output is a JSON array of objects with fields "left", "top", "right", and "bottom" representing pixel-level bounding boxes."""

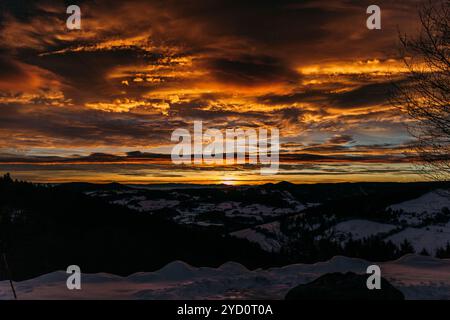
[
  {"left": 391, "top": 254, "right": 450, "bottom": 269},
  {"left": 217, "top": 261, "right": 251, "bottom": 274},
  {"left": 155, "top": 260, "right": 198, "bottom": 280}
]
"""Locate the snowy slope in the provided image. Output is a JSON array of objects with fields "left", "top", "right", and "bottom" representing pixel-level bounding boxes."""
[
  {"left": 1, "top": 255, "right": 449, "bottom": 300},
  {"left": 230, "top": 221, "right": 283, "bottom": 252},
  {"left": 388, "top": 190, "right": 450, "bottom": 213},
  {"left": 332, "top": 219, "right": 397, "bottom": 241},
  {"left": 232, "top": 219, "right": 399, "bottom": 252},
  {"left": 386, "top": 222, "right": 450, "bottom": 254}
]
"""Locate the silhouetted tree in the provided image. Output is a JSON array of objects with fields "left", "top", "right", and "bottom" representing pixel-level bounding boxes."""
[
  {"left": 343, "top": 238, "right": 400, "bottom": 261},
  {"left": 398, "top": 239, "right": 415, "bottom": 255},
  {"left": 393, "top": 0, "right": 450, "bottom": 181},
  {"left": 1, "top": 173, "right": 12, "bottom": 184},
  {"left": 436, "top": 242, "right": 450, "bottom": 258}
]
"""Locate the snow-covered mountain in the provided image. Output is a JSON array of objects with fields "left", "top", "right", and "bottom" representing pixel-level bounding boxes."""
[
  {"left": 230, "top": 189, "right": 450, "bottom": 255},
  {"left": 85, "top": 185, "right": 313, "bottom": 229},
  {"left": 91, "top": 185, "right": 450, "bottom": 255}
]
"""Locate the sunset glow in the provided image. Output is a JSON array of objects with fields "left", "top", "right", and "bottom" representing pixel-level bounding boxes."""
[{"left": 0, "top": 0, "right": 425, "bottom": 184}]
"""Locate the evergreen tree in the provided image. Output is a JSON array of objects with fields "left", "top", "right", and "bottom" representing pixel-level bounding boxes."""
[
  {"left": 398, "top": 239, "right": 415, "bottom": 255},
  {"left": 436, "top": 243, "right": 450, "bottom": 259}
]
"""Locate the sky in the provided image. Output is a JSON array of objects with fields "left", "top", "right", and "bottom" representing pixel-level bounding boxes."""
[{"left": 0, "top": 0, "right": 428, "bottom": 184}]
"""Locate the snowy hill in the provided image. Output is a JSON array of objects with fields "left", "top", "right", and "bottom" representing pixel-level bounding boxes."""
[
  {"left": 332, "top": 219, "right": 397, "bottom": 241},
  {"left": 386, "top": 222, "right": 450, "bottom": 255},
  {"left": 230, "top": 189, "right": 450, "bottom": 254},
  {"left": 388, "top": 190, "right": 450, "bottom": 214},
  {"left": 230, "top": 221, "right": 284, "bottom": 252},
  {"left": 86, "top": 186, "right": 310, "bottom": 229}
]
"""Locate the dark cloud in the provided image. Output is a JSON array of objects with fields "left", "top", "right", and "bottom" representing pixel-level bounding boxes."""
[
  {"left": 332, "top": 81, "right": 395, "bottom": 108},
  {"left": 257, "top": 90, "right": 328, "bottom": 105},
  {"left": 203, "top": 55, "right": 300, "bottom": 87},
  {"left": 0, "top": 104, "right": 185, "bottom": 147},
  {"left": 0, "top": 149, "right": 412, "bottom": 165},
  {"left": 26, "top": 50, "right": 157, "bottom": 103},
  {"left": 282, "top": 152, "right": 411, "bottom": 163},
  {"left": 328, "top": 134, "right": 354, "bottom": 144},
  {"left": 0, "top": 55, "right": 25, "bottom": 81},
  {"left": 258, "top": 79, "right": 408, "bottom": 110},
  {"left": 279, "top": 107, "right": 304, "bottom": 124}
]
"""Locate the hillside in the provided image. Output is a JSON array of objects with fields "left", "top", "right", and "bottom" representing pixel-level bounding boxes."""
[{"left": 1, "top": 174, "right": 450, "bottom": 282}]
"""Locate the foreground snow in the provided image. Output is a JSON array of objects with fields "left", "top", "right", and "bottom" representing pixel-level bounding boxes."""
[{"left": 1, "top": 255, "right": 449, "bottom": 300}]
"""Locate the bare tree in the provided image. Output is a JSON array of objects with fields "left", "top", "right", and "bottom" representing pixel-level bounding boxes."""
[{"left": 393, "top": 0, "right": 450, "bottom": 181}]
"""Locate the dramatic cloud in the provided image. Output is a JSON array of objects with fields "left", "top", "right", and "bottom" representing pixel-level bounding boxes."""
[{"left": 0, "top": 0, "right": 428, "bottom": 183}]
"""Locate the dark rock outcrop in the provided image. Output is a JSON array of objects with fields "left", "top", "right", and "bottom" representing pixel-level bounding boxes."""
[{"left": 285, "top": 272, "right": 404, "bottom": 300}]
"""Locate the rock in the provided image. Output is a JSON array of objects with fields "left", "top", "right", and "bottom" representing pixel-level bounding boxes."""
[{"left": 284, "top": 272, "right": 404, "bottom": 300}]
